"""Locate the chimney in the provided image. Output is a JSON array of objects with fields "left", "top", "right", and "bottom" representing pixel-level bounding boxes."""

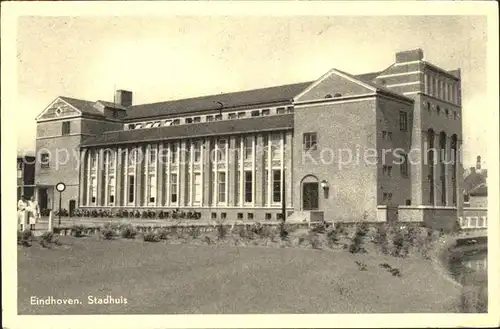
[
  {"left": 476, "top": 155, "right": 482, "bottom": 170},
  {"left": 115, "top": 90, "right": 133, "bottom": 107},
  {"left": 395, "top": 48, "right": 424, "bottom": 63}
]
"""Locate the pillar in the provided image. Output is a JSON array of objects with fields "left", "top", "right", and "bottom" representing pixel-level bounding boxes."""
[
  {"left": 157, "top": 143, "right": 164, "bottom": 207},
  {"left": 203, "top": 138, "right": 212, "bottom": 206},
  {"left": 96, "top": 148, "right": 104, "bottom": 206},
  {"left": 228, "top": 137, "right": 236, "bottom": 206},
  {"left": 433, "top": 133, "right": 441, "bottom": 206},
  {"left": 255, "top": 134, "right": 264, "bottom": 207},
  {"left": 78, "top": 149, "right": 86, "bottom": 207},
  {"left": 115, "top": 148, "right": 122, "bottom": 206},
  {"left": 285, "top": 131, "right": 293, "bottom": 208}
]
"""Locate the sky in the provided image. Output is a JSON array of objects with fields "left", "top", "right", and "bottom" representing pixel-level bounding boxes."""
[{"left": 16, "top": 15, "right": 488, "bottom": 167}]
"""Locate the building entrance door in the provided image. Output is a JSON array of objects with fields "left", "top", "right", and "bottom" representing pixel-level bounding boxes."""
[
  {"left": 302, "top": 182, "right": 319, "bottom": 210},
  {"left": 39, "top": 188, "right": 48, "bottom": 210}
]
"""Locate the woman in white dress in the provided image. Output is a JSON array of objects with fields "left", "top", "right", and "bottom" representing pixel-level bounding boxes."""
[
  {"left": 28, "top": 196, "right": 40, "bottom": 231},
  {"left": 17, "top": 195, "right": 28, "bottom": 231}
]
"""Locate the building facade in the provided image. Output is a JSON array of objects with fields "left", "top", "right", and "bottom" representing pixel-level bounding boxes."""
[{"left": 34, "top": 49, "right": 464, "bottom": 224}]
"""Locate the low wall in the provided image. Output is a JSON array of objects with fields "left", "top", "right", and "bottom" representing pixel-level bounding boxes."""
[{"left": 397, "top": 206, "right": 458, "bottom": 232}]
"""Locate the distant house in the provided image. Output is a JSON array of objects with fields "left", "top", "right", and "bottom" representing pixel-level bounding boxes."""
[
  {"left": 17, "top": 154, "right": 36, "bottom": 200},
  {"left": 464, "top": 155, "right": 487, "bottom": 207},
  {"left": 468, "top": 183, "right": 487, "bottom": 208}
]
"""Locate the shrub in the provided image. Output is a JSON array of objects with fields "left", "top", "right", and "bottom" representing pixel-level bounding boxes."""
[
  {"left": 100, "top": 225, "right": 116, "bottom": 240},
  {"left": 278, "top": 222, "right": 289, "bottom": 240},
  {"left": 188, "top": 226, "right": 201, "bottom": 239},
  {"left": 157, "top": 228, "right": 169, "bottom": 240},
  {"left": 71, "top": 225, "right": 86, "bottom": 237},
  {"left": 120, "top": 225, "right": 137, "bottom": 239},
  {"left": 216, "top": 224, "right": 229, "bottom": 240},
  {"left": 311, "top": 221, "right": 327, "bottom": 234},
  {"left": 143, "top": 232, "right": 160, "bottom": 242},
  {"left": 348, "top": 223, "right": 369, "bottom": 254},
  {"left": 40, "top": 231, "right": 56, "bottom": 248},
  {"left": 310, "top": 234, "right": 323, "bottom": 249},
  {"left": 17, "top": 230, "right": 33, "bottom": 247}
]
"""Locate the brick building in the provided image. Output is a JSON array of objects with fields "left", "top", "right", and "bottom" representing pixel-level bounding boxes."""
[{"left": 34, "top": 48, "right": 464, "bottom": 225}]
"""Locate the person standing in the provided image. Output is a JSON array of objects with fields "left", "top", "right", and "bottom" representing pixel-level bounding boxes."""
[
  {"left": 17, "top": 195, "right": 28, "bottom": 231},
  {"left": 28, "top": 196, "right": 40, "bottom": 231}
]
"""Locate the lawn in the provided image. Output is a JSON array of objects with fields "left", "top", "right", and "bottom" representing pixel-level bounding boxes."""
[{"left": 18, "top": 235, "right": 462, "bottom": 314}]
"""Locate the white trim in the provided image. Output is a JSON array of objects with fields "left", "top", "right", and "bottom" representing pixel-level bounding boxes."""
[
  {"left": 36, "top": 133, "right": 94, "bottom": 140},
  {"left": 294, "top": 95, "right": 377, "bottom": 107},
  {"left": 35, "top": 97, "right": 83, "bottom": 121},
  {"left": 376, "top": 71, "right": 423, "bottom": 79},
  {"left": 385, "top": 81, "right": 420, "bottom": 88},
  {"left": 293, "top": 69, "right": 376, "bottom": 101},
  {"left": 393, "top": 60, "right": 422, "bottom": 67}
]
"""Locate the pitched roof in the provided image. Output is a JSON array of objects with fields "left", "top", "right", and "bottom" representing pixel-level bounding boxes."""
[
  {"left": 124, "top": 82, "right": 312, "bottom": 120},
  {"left": 469, "top": 183, "right": 487, "bottom": 196},
  {"left": 464, "top": 170, "right": 487, "bottom": 194},
  {"left": 81, "top": 114, "right": 294, "bottom": 147},
  {"left": 59, "top": 96, "right": 104, "bottom": 117},
  {"left": 335, "top": 68, "right": 413, "bottom": 102},
  {"left": 355, "top": 71, "right": 381, "bottom": 82}
]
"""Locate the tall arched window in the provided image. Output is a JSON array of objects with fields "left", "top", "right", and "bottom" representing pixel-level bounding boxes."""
[
  {"left": 427, "top": 129, "right": 435, "bottom": 205},
  {"left": 451, "top": 134, "right": 458, "bottom": 205},
  {"left": 439, "top": 131, "right": 447, "bottom": 205}
]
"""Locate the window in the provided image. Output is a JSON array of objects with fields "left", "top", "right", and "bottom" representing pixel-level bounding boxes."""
[
  {"left": 324, "top": 94, "right": 333, "bottom": 99},
  {"left": 62, "top": 121, "right": 71, "bottom": 135},
  {"left": 144, "top": 122, "right": 153, "bottom": 128},
  {"left": 436, "top": 106, "right": 441, "bottom": 116},
  {"left": 265, "top": 213, "right": 272, "bottom": 220},
  {"left": 218, "top": 172, "right": 226, "bottom": 203},
  {"left": 388, "top": 132, "right": 393, "bottom": 140},
  {"left": 128, "top": 175, "right": 135, "bottom": 203},
  {"left": 206, "top": 115, "right": 214, "bottom": 122},
  {"left": 400, "top": 153, "right": 409, "bottom": 177},
  {"left": 244, "top": 171, "right": 253, "bottom": 203},
  {"left": 248, "top": 213, "right": 254, "bottom": 220},
  {"left": 228, "top": 113, "right": 237, "bottom": 119},
  {"left": 172, "top": 119, "right": 181, "bottom": 125},
  {"left": 128, "top": 124, "right": 136, "bottom": 130},
  {"left": 148, "top": 175, "right": 156, "bottom": 203},
  {"left": 193, "top": 116, "right": 201, "bottom": 123},
  {"left": 271, "top": 133, "right": 281, "bottom": 160},
  {"left": 170, "top": 173, "right": 178, "bottom": 203},
  {"left": 185, "top": 118, "right": 193, "bottom": 124},
  {"left": 40, "top": 153, "right": 50, "bottom": 168},
  {"left": 286, "top": 106, "right": 294, "bottom": 114},
  {"left": 263, "top": 169, "right": 269, "bottom": 204},
  {"left": 251, "top": 110, "right": 260, "bottom": 117},
  {"left": 193, "top": 141, "right": 201, "bottom": 162},
  {"left": 399, "top": 111, "right": 408, "bottom": 131},
  {"left": 152, "top": 121, "right": 161, "bottom": 128},
  {"left": 135, "top": 123, "right": 143, "bottom": 129},
  {"left": 164, "top": 120, "right": 173, "bottom": 127},
  {"left": 193, "top": 173, "right": 202, "bottom": 203},
  {"left": 303, "top": 132, "right": 317, "bottom": 151},
  {"left": 215, "top": 114, "right": 223, "bottom": 121},
  {"left": 217, "top": 138, "right": 227, "bottom": 162},
  {"left": 272, "top": 170, "right": 282, "bottom": 203},
  {"left": 235, "top": 171, "right": 240, "bottom": 205},
  {"left": 237, "top": 213, "right": 243, "bottom": 219},
  {"left": 108, "top": 176, "right": 115, "bottom": 204},
  {"left": 237, "top": 112, "right": 246, "bottom": 119},
  {"left": 90, "top": 177, "right": 97, "bottom": 204},
  {"left": 160, "top": 147, "right": 168, "bottom": 164},
  {"left": 211, "top": 213, "right": 217, "bottom": 219},
  {"left": 453, "top": 111, "right": 457, "bottom": 120},
  {"left": 334, "top": 93, "right": 342, "bottom": 98},
  {"left": 427, "top": 102, "right": 431, "bottom": 112},
  {"left": 244, "top": 136, "right": 253, "bottom": 160},
  {"left": 149, "top": 147, "right": 157, "bottom": 166},
  {"left": 445, "top": 109, "right": 449, "bottom": 117},
  {"left": 276, "top": 107, "right": 286, "bottom": 114},
  {"left": 383, "top": 165, "right": 393, "bottom": 176},
  {"left": 171, "top": 144, "right": 178, "bottom": 163},
  {"left": 221, "top": 213, "right": 227, "bottom": 219},
  {"left": 406, "top": 199, "right": 411, "bottom": 205},
  {"left": 261, "top": 109, "right": 270, "bottom": 116},
  {"left": 382, "top": 131, "right": 387, "bottom": 139}
]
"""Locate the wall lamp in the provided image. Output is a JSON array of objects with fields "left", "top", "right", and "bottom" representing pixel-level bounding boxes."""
[{"left": 320, "top": 180, "right": 329, "bottom": 190}]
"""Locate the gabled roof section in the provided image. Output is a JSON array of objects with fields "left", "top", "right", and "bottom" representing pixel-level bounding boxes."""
[
  {"left": 59, "top": 97, "right": 105, "bottom": 117},
  {"left": 35, "top": 97, "right": 83, "bottom": 121},
  {"left": 81, "top": 114, "right": 294, "bottom": 147},
  {"left": 125, "top": 82, "right": 312, "bottom": 120},
  {"left": 469, "top": 183, "right": 487, "bottom": 197}
]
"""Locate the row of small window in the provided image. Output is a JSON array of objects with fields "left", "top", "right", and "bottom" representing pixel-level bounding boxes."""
[
  {"left": 426, "top": 102, "right": 459, "bottom": 120},
  {"left": 211, "top": 212, "right": 284, "bottom": 220},
  {"left": 125, "top": 106, "right": 294, "bottom": 131},
  {"left": 90, "top": 169, "right": 284, "bottom": 206}
]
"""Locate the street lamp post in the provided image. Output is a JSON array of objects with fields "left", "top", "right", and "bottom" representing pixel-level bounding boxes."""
[{"left": 55, "top": 182, "right": 66, "bottom": 227}]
